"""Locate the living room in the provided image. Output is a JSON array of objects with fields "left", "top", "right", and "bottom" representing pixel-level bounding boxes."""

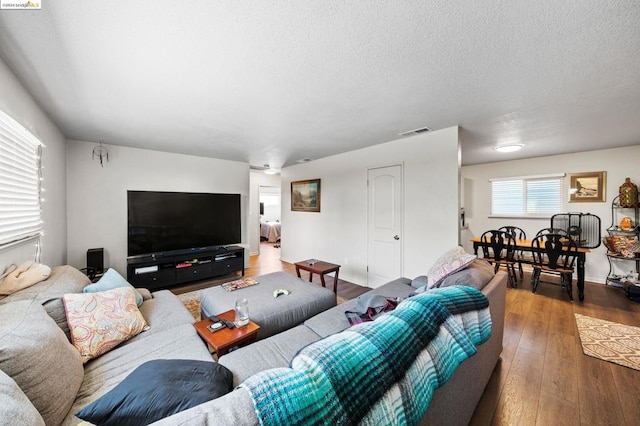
[{"left": 1, "top": 2, "right": 640, "bottom": 425}]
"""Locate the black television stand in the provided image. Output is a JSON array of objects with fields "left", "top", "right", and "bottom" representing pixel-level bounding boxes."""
[{"left": 126, "top": 246, "right": 244, "bottom": 290}]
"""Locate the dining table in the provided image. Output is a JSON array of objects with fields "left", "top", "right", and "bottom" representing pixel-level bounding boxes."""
[{"left": 471, "top": 237, "right": 590, "bottom": 301}]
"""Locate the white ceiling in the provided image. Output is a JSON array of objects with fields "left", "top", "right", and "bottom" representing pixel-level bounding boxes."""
[{"left": 1, "top": 1, "right": 639, "bottom": 167}]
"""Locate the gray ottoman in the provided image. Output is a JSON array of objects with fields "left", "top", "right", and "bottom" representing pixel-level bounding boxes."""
[{"left": 201, "top": 272, "right": 336, "bottom": 339}]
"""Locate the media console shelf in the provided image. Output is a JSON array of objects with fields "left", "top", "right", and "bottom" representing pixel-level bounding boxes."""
[{"left": 127, "top": 246, "right": 244, "bottom": 290}]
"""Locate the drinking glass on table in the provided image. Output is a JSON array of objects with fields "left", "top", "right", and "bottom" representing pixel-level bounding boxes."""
[{"left": 234, "top": 298, "right": 249, "bottom": 327}]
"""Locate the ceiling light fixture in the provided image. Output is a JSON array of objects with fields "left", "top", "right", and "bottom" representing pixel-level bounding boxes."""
[
  {"left": 263, "top": 164, "right": 279, "bottom": 175},
  {"left": 494, "top": 144, "right": 524, "bottom": 153},
  {"left": 92, "top": 138, "right": 109, "bottom": 167}
]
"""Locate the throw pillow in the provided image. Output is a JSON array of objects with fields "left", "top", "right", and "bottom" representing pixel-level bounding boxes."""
[
  {"left": 0, "top": 261, "right": 51, "bottom": 299},
  {"left": 437, "top": 258, "right": 496, "bottom": 290},
  {"left": 410, "top": 275, "right": 429, "bottom": 288},
  {"left": 76, "top": 359, "right": 233, "bottom": 426},
  {"left": 0, "top": 300, "right": 84, "bottom": 426},
  {"left": 0, "top": 370, "right": 45, "bottom": 426},
  {"left": 427, "top": 246, "right": 476, "bottom": 288},
  {"left": 84, "top": 268, "right": 144, "bottom": 307},
  {"left": 64, "top": 287, "right": 150, "bottom": 363}
]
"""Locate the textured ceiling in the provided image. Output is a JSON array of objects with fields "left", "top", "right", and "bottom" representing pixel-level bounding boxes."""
[{"left": 0, "top": 1, "right": 639, "bottom": 167}]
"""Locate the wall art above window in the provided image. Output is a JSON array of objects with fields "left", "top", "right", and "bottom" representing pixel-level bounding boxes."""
[{"left": 569, "top": 171, "right": 606, "bottom": 203}]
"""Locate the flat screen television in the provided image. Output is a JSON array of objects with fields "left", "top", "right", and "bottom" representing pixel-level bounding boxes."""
[{"left": 127, "top": 190, "right": 241, "bottom": 257}]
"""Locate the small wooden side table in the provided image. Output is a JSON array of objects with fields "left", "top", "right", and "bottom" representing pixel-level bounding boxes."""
[
  {"left": 193, "top": 310, "right": 260, "bottom": 357},
  {"left": 294, "top": 259, "right": 341, "bottom": 293}
]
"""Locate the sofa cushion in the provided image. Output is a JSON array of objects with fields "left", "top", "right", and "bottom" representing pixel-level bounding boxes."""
[
  {"left": 150, "top": 387, "right": 259, "bottom": 426},
  {"left": 63, "top": 286, "right": 149, "bottom": 363},
  {"left": 135, "top": 290, "right": 195, "bottom": 335},
  {"left": 218, "top": 324, "right": 322, "bottom": 386},
  {"left": 84, "top": 268, "right": 144, "bottom": 307},
  {"left": 42, "top": 297, "right": 73, "bottom": 341},
  {"left": 137, "top": 287, "right": 152, "bottom": 301},
  {"left": 427, "top": 246, "right": 476, "bottom": 288},
  {"left": 410, "top": 275, "right": 429, "bottom": 288},
  {"left": 76, "top": 359, "right": 232, "bottom": 426},
  {"left": 437, "top": 258, "right": 496, "bottom": 290},
  {"left": 0, "top": 300, "right": 84, "bottom": 426},
  {"left": 304, "top": 277, "right": 412, "bottom": 338},
  {"left": 66, "top": 322, "right": 213, "bottom": 423},
  {"left": 0, "top": 370, "right": 45, "bottom": 426}
]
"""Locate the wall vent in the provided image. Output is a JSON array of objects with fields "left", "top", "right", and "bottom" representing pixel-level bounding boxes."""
[{"left": 398, "top": 126, "right": 432, "bottom": 136}]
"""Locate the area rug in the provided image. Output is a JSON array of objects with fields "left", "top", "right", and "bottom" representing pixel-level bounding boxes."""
[
  {"left": 574, "top": 313, "right": 640, "bottom": 371},
  {"left": 177, "top": 290, "right": 202, "bottom": 321}
]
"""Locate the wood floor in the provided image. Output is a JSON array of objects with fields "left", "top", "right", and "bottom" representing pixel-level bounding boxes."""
[
  {"left": 471, "top": 268, "right": 640, "bottom": 426},
  {"left": 175, "top": 243, "right": 640, "bottom": 425}
]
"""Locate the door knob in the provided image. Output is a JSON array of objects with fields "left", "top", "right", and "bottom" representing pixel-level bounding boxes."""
[{"left": 394, "top": 235, "right": 400, "bottom": 240}]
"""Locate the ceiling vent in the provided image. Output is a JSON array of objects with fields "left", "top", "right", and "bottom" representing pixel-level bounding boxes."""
[{"left": 398, "top": 126, "right": 432, "bottom": 137}]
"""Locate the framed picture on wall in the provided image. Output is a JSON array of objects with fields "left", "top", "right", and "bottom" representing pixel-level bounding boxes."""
[
  {"left": 291, "top": 179, "right": 321, "bottom": 212},
  {"left": 568, "top": 171, "right": 606, "bottom": 202}
]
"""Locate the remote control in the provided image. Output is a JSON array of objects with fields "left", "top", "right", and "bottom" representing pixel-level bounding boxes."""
[
  {"left": 207, "top": 322, "right": 224, "bottom": 332},
  {"left": 208, "top": 315, "right": 221, "bottom": 323},
  {"left": 221, "top": 319, "right": 235, "bottom": 329}
]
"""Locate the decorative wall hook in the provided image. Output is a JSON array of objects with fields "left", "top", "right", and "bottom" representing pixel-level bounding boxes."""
[{"left": 92, "top": 139, "right": 109, "bottom": 167}]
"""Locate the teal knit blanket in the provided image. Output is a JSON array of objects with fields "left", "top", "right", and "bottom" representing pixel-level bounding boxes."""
[{"left": 240, "top": 285, "right": 492, "bottom": 426}]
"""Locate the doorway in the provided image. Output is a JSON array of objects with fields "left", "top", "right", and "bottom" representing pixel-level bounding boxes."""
[
  {"left": 258, "top": 186, "right": 282, "bottom": 253},
  {"left": 367, "top": 164, "right": 403, "bottom": 288}
]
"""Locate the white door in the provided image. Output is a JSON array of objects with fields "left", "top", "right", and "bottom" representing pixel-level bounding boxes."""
[{"left": 367, "top": 165, "right": 402, "bottom": 288}]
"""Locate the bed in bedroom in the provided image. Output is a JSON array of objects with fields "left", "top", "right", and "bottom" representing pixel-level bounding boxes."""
[{"left": 260, "top": 221, "right": 281, "bottom": 243}]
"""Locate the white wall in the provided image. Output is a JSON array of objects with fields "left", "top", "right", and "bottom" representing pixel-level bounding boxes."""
[
  {"left": 66, "top": 141, "right": 249, "bottom": 275},
  {"left": 281, "top": 127, "right": 460, "bottom": 287},
  {"left": 0, "top": 57, "right": 67, "bottom": 273},
  {"left": 461, "top": 145, "right": 640, "bottom": 284},
  {"left": 248, "top": 171, "right": 281, "bottom": 255}
]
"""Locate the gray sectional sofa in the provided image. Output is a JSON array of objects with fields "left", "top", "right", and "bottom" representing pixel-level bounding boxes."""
[
  {"left": 0, "top": 264, "right": 507, "bottom": 426},
  {"left": 0, "top": 266, "right": 213, "bottom": 426}
]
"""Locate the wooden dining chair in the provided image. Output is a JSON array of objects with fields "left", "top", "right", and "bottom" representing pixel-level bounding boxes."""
[
  {"left": 535, "top": 227, "right": 569, "bottom": 237},
  {"left": 530, "top": 233, "right": 578, "bottom": 301},
  {"left": 499, "top": 226, "right": 527, "bottom": 280},
  {"left": 480, "top": 230, "right": 518, "bottom": 287}
]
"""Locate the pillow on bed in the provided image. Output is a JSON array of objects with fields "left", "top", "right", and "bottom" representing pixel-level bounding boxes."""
[
  {"left": 76, "top": 359, "right": 233, "bottom": 426},
  {"left": 436, "top": 258, "right": 495, "bottom": 290},
  {"left": 427, "top": 246, "right": 476, "bottom": 288}
]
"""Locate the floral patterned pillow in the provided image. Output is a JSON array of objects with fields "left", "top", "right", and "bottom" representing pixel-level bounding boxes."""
[
  {"left": 427, "top": 246, "right": 476, "bottom": 288},
  {"left": 63, "top": 287, "right": 149, "bottom": 363}
]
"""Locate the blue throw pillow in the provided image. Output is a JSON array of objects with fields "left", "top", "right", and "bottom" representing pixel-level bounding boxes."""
[
  {"left": 83, "top": 268, "right": 144, "bottom": 307},
  {"left": 76, "top": 359, "right": 233, "bottom": 426}
]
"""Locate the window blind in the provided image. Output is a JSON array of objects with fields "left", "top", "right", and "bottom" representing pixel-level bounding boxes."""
[
  {"left": 0, "top": 110, "right": 43, "bottom": 247},
  {"left": 491, "top": 174, "right": 564, "bottom": 218}
]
